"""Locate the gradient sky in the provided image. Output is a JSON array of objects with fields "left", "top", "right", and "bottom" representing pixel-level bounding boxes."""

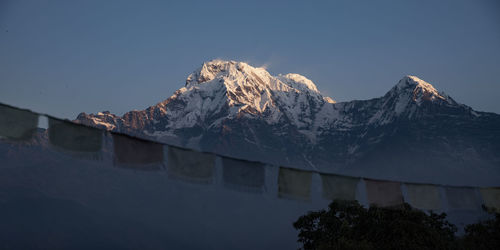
[{"left": 1, "top": 0, "right": 499, "bottom": 119}]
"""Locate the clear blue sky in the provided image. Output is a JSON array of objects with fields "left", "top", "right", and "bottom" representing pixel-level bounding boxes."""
[{"left": 1, "top": 0, "right": 499, "bottom": 118}]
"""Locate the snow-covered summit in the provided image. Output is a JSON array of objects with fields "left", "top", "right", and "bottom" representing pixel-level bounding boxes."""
[
  {"left": 396, "top": 75, "right": 436, "bottom": 90},
  {"left": 394, "top": 75, "right": 450, "bottom": 104},
  {"left": 166, "top": 59, "right": 334, "bottom": 129},
  {"left": 185, "top": 59, "right": 321, "bottom": 93},
  {"left": 276, "top": 73, "right": 319, "bottom": 92},
  {"left": 358, "top": 75, "right": 467, "bottom": 125},
  {"left": 375, "top": 75, "right": 459, "bottom": 117}
]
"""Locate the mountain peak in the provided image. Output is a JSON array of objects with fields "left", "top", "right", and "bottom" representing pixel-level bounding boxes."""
[
  {"left": 397, "top": 75, "right": 437, "bottom": 92},
  {"left": 185, "top": 59, "right": 262, "bottom": 87},
  {"left": 277, "top": 73, "right": 319, "bottom": 92},
  {"left": 184, "top": 59, "right": 321, "bottom": 94},
  {"left": 149, "top": 59, "right": 334, "bottom": 131},
  {"left": 393, "top": 75, "right": 449, "bottom": 104}
]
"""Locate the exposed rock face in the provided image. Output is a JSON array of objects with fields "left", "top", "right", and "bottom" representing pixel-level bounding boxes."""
[{"left": 75, "top": 60, "right": 500, "bottom": 184}]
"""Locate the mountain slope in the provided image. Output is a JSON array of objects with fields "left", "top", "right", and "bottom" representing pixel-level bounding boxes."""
[{"left": 76, "top": 60, "right": 500, "bottom": 184}]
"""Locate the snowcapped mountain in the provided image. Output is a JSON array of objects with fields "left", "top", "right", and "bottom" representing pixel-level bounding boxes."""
[
  {"left": 76, "top": 60, "right": 500, "bottom": 185},
  {"left": 77, "top": 59, "right": 337, "bottom": 147}
]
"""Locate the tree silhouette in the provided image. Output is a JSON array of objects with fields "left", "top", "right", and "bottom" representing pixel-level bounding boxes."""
[{"left": 293, "top": 200, "right": 457, "bottom": 250}]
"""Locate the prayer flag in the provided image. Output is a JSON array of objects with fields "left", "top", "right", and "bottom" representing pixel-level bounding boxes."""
[
  {"left": 365, "top": 179, "right": 403, "bottom": 207},
  {"left": 278, "top": 167, "right": 312, "bottom": 200},
  {"left": 321, "top": 174, "right": 359, "bottom": 201},
  {"left": 113, "top": 133, "right": 163, "bottom": 170},
  {"left": 405, "top": 183, "right": 441, "bottom": 210},
  {"left": 222, "top": 157, "right": 265, "bottom": 193},
  {"left": 480, "top": 187, "right": 500, "bottom": 212},
  {"left": 167, "top": 146, "right": 215, "bottom": 183},
  {"left": 445, "top": 187, "right": 479, "bottom": 210},
  {"left": 0, "top": 104, "right": 38, "bottom": 141}
]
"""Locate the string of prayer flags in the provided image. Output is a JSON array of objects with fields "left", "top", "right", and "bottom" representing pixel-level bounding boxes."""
[
  {"left": 48, "top": 118, "right": 103, "bottom": 160},
  {"left": 445, "top": 187, "right": 480, "bottom": 210},
  {"left": 222, "top": 157, "right": 265, "bottom": 193},
  {"left": 112, "top": 133, "right": 164, "bottom": 170},
  {"left": 278, "top": 167, "right": 312, "bottom": 200},
  {"left": 405, "top": 183, "right": 441, "bottom": 210},
  {"left": 4, "top": 103, "right": 500, "bottom": 213},
  {"left": 320, "top": 173, "right": 359, "bottom": 201},
  {"left": 0, "top": 104, "right": 38, "bottom": 141},
  {"left": 167, "top": 146, "right": 216, "bottom": 184},
  {"left": 480, "top": 187, "right": 500, "bottom": 213},
  {"left": 365, "top": 179, "right": 404, "bottom": 207}
]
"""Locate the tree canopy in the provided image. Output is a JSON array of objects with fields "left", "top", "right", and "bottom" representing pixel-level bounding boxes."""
[{"left": 294, "top": 200, "right": 499, "bottom": 250}]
